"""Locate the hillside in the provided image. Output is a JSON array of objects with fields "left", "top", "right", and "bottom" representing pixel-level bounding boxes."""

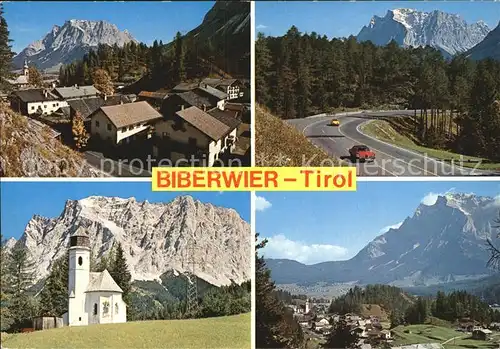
[
  {"left": 1, "top": 313, "right": 251, "bottom": 349},
  {"left": 182, "top": 1, "right": 250, "bottom": 76},
  {"left": 124, "top": 1, "right": 250, "bottom": 94},
  {"left": 467, "top": 22, "right": 500, "bottom": 60},
  {"left": 0, "top": 105, "right": 102, "bottom": 177},
  {"left": 266, "top": 193, "right": 499, "bottom": 287},
  {"left": 255, "top": 105, "right": 339, "bottom": 166}
]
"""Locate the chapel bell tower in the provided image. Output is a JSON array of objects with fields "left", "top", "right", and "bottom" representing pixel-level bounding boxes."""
[{"left": 68, "top": 227, "right": 91, "bottom": 326}]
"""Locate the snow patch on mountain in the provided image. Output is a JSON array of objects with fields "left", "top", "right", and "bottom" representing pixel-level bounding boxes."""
[
  {"left": 13, "top": 20, "right": 138, "bottom": 70},
  {"left": 357, "top": 8, "right": 490, "bottom": 57}
]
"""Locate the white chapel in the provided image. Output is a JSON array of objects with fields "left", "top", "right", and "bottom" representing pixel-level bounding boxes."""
[{"left": 62, "top": 227, "right": 127, "bottom": 326}]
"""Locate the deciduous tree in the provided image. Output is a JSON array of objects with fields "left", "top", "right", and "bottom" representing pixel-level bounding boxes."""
[
  {"left": 92, "top": 68, "right": 114, "bottom": 96},
  {"left": 72, "top": 111, "right": 89, "bottom": 150}
]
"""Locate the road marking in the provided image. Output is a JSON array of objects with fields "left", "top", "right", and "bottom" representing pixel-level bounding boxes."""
[{"left": 338, "top": 119, "right": 438, "bottom": 176}]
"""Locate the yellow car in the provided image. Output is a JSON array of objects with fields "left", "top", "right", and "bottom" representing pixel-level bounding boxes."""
[{"left": 330, "top": 118, "right": 340, "bottom": 126}]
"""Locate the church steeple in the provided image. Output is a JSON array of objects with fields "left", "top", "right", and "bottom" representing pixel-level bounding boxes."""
[
  {"left": 23, "top": 60, "right": 29, "bottom": 77},
  {"left": 68, "top": 227, "right": 91, "bottom": 326}
]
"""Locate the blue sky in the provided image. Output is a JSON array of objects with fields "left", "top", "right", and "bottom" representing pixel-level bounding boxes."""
[
  {"left": 4, "top": 1, "right": 215, "bottom": 54},
  {"left": 256, "top": 2, "right": 500, "bottom": 39},
  {"left": 0, "top": 182, "right": 249, "bottom": 240},
  {"left": 256, "top": 181, "right": 500, "bottom": 264}
]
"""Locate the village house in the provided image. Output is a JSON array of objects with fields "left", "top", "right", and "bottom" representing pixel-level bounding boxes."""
[
  {"left": 28, "top": 118, "right": 61, "bottom": 141},
  {"left": 4, "top": 60, "right": 30, "bottom": 90},
  {"left": 200, "top": 78, "right": 243, "bottom": 100},
  {"left": 89, "top": 101, "right": 162, "bottom": 146},
  {"left": 161, "top": 90, "right": 224, "bottom": 115},
  {"left": 62, "top": 227, "right": 126, "bottom": 326},
  {"left": 53, "top": 85, "right": 102, "bottom": 101},
  {"left": 137, "top": 91, "right": 169, "bottom": 109},
  {"left": 195, "top": 84, "right": 228, "bottom": 103},
  {"left": 171, "top": 82, "right": 199, "bottom": 93},
  {"left": 152, "top": 106, "right": 239, "bottom": 167},
  {"left": 10, "top": 89, "right": 67, "bottom": 116},
  {"left": 472, "top": 328, "right": 492, "bottom": 341},
  {"left": 67, "top": 94, "right": 133, "bottom": 122}
]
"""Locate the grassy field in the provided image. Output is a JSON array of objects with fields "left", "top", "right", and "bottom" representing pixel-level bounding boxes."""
[
  {"left": 255, "top": 105, "right": 340, "bottom": 166},
  {"left": 361, "top": 119, "right": 500, "bottom": 170},
  {"left": 391, "top": 324, "right": 498, "bottom": 348},
  {"left": 1, "top": 313, "right": 250, "bottom": 349}
]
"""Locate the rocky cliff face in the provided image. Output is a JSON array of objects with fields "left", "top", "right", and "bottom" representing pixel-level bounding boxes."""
[
  {"left": 13, "top": 19, "right": 137, "bottom": 70},
  {"left": 9, "top": 195, "right": 251, "bottom": 287},
  {"left": 357, "top": 9, "right": 490, "bottom": 57},
  {"left": 267, "top": 193, "right": 500, "bottom": 287},
  {"left": 467, "top": 22, "right": 500, "bottom": 60},
  {"left": 0, "top": 106, "right": 103, "bottom": 177}
]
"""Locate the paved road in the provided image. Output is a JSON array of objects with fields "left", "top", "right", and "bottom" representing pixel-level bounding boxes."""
[
  {"left": 288, "top": 111, "right": 498, "bottom": 177},
  {"left": 85, "top": 151, "right": 152, "bottom": 177}
]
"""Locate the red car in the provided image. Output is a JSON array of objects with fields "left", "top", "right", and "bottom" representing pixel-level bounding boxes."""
[{"left": 349, "top": 145, "right": 375, "bottom": 162}]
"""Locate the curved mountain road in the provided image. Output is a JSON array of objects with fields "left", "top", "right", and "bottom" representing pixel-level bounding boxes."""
[{"left": 287, "top": 111, "right": 498, "bottom": 177}]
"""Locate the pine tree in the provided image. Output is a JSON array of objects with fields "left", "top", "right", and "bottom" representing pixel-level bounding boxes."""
[
  {"left": 6, "top": 243, "right": 36, "bottom": 329},
  {"left": 174, "top": 32, "right": 186, "bottom": 83},
  {"left": 109, "top": 243, "right": 131, "bottom": 303},
  {"left": 72, "top": 111, "right": 89, "bottom": 150},
  {"left": 255, "top": 33, "right": 272, "bottom": 106},
  {"left": 0, "top": 4, "right": 14, "bottom": 89},
  {"left": 0, "top": 235, "right": 14, "bottom": 331},
  {"left": 323, "top": 319, "right": 359, "bottom": 349},
  {"left": 256, "top": 234, "right": 304, "bottom": 348},
  {"left": 39, "top": 252, "right": 68, "bottom": 317}
]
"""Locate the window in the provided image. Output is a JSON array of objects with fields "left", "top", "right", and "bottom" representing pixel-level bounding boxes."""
[
  {"left": 44, "top": 105, "right": 47, "bottom": 109},
  {"left": 188, "top": 137, "right": 197, "bottom": 147},
  {"left": 103, "top": 301, "right": 109, "bottom": 315},
  {"left": 53, "top": 104, "right": 56, "bottom": 107},
  {"left": 93, "top": 303, "right": 98, "bottom": 315},
  {"left": 78, "top": 256, "right": 82, "bottom": 266},
  {"left": 115, "top": 303, "right": 119, "bottom": 314},
  {"left": 95, "top": 120, "right": 100, "bottom": 128},
  {"left": 79, "top": 317, "right": 81, "bottom": 321},
  {"left": 107, "top": 123, "right": 112, "bottom": 131},
  {"left": 31, "top": 106, "right": 35, "bottom": 110}
]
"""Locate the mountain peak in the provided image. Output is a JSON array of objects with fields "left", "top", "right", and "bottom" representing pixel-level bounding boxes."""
[
  {"left": 357, "top": 8, "right": 490, "bottom": 57},
  {"left": 9, "top": 195, "right": 250, "bottom": 287},
  {"left": 13, "top": 19, "right": 138, "bottom": 70}
]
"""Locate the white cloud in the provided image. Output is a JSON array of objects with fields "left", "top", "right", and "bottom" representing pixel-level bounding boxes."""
[
  {"left": 379, "top": 221, "right": 403, "bottom": 234},
  {"left": 255, "top": 195, "right": 272, "bottom": 212},
  {"left": 262, "top": 234, "right": 348, "bottom": 264},
  {"left": 256, "top": 24, "right": 268, "bottom": 30},
  {"left": 421, "top": 188, "right": 456, "bottom": 206},
  {"left": 486, "top": 194, "right": 500, "bottom": 209}
]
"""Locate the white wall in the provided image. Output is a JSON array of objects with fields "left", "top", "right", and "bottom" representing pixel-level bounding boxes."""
[
  {"left": 207, "top": 127, "right": 237, "bottom": 166},
  {"left": 226, "top": 86, "right": 240, "bottom": 100},
  {"left": 68, "top": 246, "right": 90, "bottom": 326},
  {"left": 91, "top": 111, "right": 116, "bottom": 143},
  {"left": 91, "top": 110, "right": 156, "bottom": 145},
  {"left": 116, "top": 123, "right": 150, "bottom": 144},
  {"left": 27, "top": 100, "right": 68, "bottom": 115},
  {"left": 85, "top": 292, "right": 127, "bottom": 325}
]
